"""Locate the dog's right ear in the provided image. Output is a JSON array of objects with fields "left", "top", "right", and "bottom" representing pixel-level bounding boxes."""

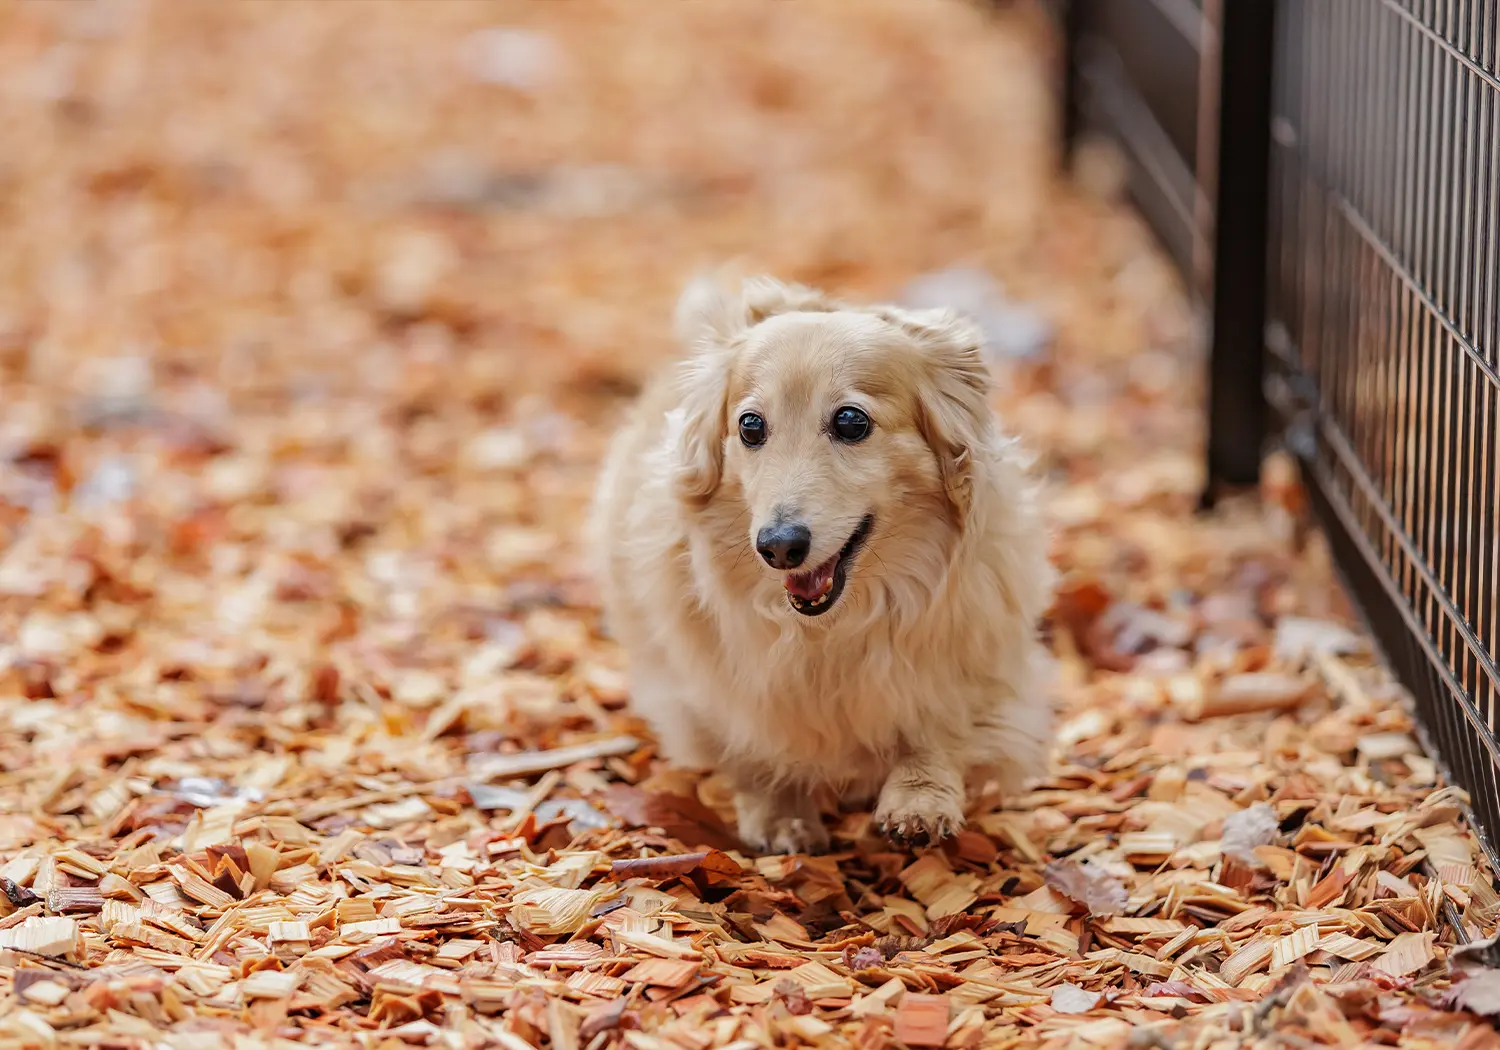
[
  {"left": 670, "top": 275, "right": 840, "bottom": 506},
  {"left": 672, "top": 348, "right": 733, "bottom": 507},
  {"left": 674, "top": 275, "right": 745, "bottom": 349},
  {"left": 671, "top": 278, "right": 742, "bottom": 506}
]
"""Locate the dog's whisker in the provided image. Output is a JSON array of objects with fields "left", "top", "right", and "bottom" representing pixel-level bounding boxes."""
[
  {"left": 715, "top": 539, "right": 753, "bottom": 563},
  {"left": 720, "top": 542, "right": 759, "bottom": 578}
]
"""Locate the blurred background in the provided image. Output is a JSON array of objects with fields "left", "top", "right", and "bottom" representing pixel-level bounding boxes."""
[
  {"left": 0, "top": 0, "right": 1316, "bottom": 748},
  {"left": 0, "top": 0, "right": 1200, "bottom": 589},
  {"left": 0, "top": 0, "right": 1326, "bottom": 790}
]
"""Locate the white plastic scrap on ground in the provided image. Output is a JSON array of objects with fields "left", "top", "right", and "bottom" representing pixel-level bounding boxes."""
[
  {"left": 900, "top": 266, "right": 1053, "bottom": 362},
  {"left": 460, "top": 27, "right": 563, "bottom": 91}
]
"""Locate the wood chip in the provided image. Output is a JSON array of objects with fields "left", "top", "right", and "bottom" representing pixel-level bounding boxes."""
[
  {"left": 893, "top": 993, "right": 950, "bottom": 1048},
  {"left": 619, "top": 959, "right": 699, "bottom": 988},
  {"left": 1179, "top": 673, "right": 1315, "bottom": 721},
  {"left": 1373, "top": 931, "right": 1437, "bottom": 978},
  {"left": 1219, "top": 934, "right": 1275, "bottom": 986},
  {"left": 511, "top": 887, "right": 612, "bottom": 936},
  {"left": 1357, "top": 733, "right": 1419, "bottom": 761},
  {"left": 783, "top": 961, "right": 854, "bottom": 1000},
  {"left": 1316, "top": 932, "right": 1381, "bottom": 962},
  {"left": 0, "top": 917, "right": 82, "bottom": 961},
  {"left": 243, "top": 970, "right": 300, "bottom": 1000},
  {"left": 470, "top": 737, "right": 642, "bottom": 780},
  {"left": 1270, "top": 925, "right": 1319, "bottom": 969}
]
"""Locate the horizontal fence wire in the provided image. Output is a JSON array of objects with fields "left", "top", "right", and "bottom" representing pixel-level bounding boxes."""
[{"left": 1267, "top": 0, "right": 1500, "bottom": 858}]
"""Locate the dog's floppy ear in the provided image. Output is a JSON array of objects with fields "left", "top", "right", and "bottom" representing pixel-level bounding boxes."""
[
  {"left": 671, "top": 277, "right": 745, "bottom": 506},
  {"left": 670, "top": 275, "right": 842, "bottom": 506},
  {"left": 674, "top": 274, "right": 744, "bottom": 348},
  {"left": 672, "top": 349, "right": 733, "bottom": 506},
  {"left": 879, "top": 306, "right": 993, "bottom": 523}
]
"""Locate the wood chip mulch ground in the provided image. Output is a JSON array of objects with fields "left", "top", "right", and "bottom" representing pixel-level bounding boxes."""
[{"left": 1, "top": 2, "right": 1498, "bottom": 1048}]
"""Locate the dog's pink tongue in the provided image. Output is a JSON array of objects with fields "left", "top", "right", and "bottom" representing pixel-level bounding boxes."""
[{"left": 785, "top": 558, "right": 836, "bottom": 599}]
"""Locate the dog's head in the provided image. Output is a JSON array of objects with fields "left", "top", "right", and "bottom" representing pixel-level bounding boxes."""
[{"left": 671, "top": 275, "right": 993, "bottom": 623}]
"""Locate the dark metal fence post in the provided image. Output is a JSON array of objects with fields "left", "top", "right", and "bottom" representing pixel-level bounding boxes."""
[
  {"left": 1202, "top": 0, "right": 1277, "bottom": 504},
  {"left": 1058, "top": 0, "right": 1082, "bottom": 163}
]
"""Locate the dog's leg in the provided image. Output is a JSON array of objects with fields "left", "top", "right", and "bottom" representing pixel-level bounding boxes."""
[
  {"left": 651, "top": 711, "right": 721, "bottom": 771},
  {"left": 964, "top": 690, "right": 1052, "bottom": 799},
  {"left": 733, "top": 779, "right": 829, "bottom": 856},
  {"left": 873, "top": 749, "right": 966, "bottom": 848},
  {"left": 629, "top": 665, "right": 722, "bottom": 769}
]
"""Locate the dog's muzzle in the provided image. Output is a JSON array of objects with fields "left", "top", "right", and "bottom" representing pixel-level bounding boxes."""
[{"left": 783, "top": 515, "right": 873, "bottom": 617}]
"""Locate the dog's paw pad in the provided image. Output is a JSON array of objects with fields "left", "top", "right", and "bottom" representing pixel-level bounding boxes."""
[
  {"left": 875, "top": 810, "right": 961, "bottom": 849},
  {"left": 873, "top": 786, "right": 963, "bottom": 850},
  {"left": 747, "top": 817, "right": 830, "bottom": 857}
]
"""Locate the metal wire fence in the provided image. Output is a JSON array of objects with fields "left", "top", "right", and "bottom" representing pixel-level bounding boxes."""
[
  {"left": 1057, "top": 0, "right": 1500, "bottom": 860},
  {"left": 1267, "top": 0, "right": 1500, "bottom": 857}
]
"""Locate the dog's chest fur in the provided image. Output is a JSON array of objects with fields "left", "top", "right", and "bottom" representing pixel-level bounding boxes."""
[{"left": 680, "top": 595, "right": 971, "bottom": 790}]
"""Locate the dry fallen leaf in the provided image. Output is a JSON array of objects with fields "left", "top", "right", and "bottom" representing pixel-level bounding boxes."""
[
  {"left": 608, "top": 849, "right": 741, "bottom": 887},
  {"left": 1221, "top": 803, "right": 1281, "bottom": 862},
  {"left": 1043, "top": 858, "right": 1128, "bottom": 916},
  {"left": 601, "top": 785, "right": 743, "bottom": 853},
  {"left": 1142, "top": 981, "right": 1211, "bottom": 1002},
  {"left": 1050, "top": 982, "right": 1102, "bottom": 1014},
  {"left": 1446, "top": 934, "right": 1500, "bottom": 1019}
]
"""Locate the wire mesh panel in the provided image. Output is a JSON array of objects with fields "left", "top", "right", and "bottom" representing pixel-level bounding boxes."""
[{"left": 1266, "top": 0, "right": 1500, "bottom": 857}]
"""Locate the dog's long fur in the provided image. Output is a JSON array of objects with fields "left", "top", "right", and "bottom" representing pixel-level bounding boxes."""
[{"left": 590, "top": 275, "right": 1054, "bottom": 854}]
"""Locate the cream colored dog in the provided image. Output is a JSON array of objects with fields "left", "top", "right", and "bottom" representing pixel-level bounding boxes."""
[{"left": 591, "top": 276, "right": 1053, "bottom": 855}]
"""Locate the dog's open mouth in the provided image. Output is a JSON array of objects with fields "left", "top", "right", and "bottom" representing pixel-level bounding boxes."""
[{"left": 784, "top": 516, "right": 873, "bottom": 617}]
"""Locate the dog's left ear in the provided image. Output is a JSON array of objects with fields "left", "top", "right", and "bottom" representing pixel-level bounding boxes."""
[{"left": 879, "top": 306, "right": 993, "bottom": 523}]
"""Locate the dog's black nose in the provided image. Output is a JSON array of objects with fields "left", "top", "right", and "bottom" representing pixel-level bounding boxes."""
[{"left": 756, "top": 522, "right": 811, "bottom": 569}]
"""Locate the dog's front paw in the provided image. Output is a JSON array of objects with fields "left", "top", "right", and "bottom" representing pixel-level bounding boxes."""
[
  {"left": 873, "top": 780, "right": 964, "bottom": 849},
  {"left": 735, "top": 792, "right": 830, "bottom": 856},
  {"left": 745, "top": 815, "right": 831, "bottom": 857}
]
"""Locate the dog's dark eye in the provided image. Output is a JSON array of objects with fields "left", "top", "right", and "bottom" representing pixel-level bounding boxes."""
[
  {"left": 738, "top": 412, "right": 767, "bottom": 447},
  {"left": 831, "top": 406, "right": 871, "bottom": 443}
]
